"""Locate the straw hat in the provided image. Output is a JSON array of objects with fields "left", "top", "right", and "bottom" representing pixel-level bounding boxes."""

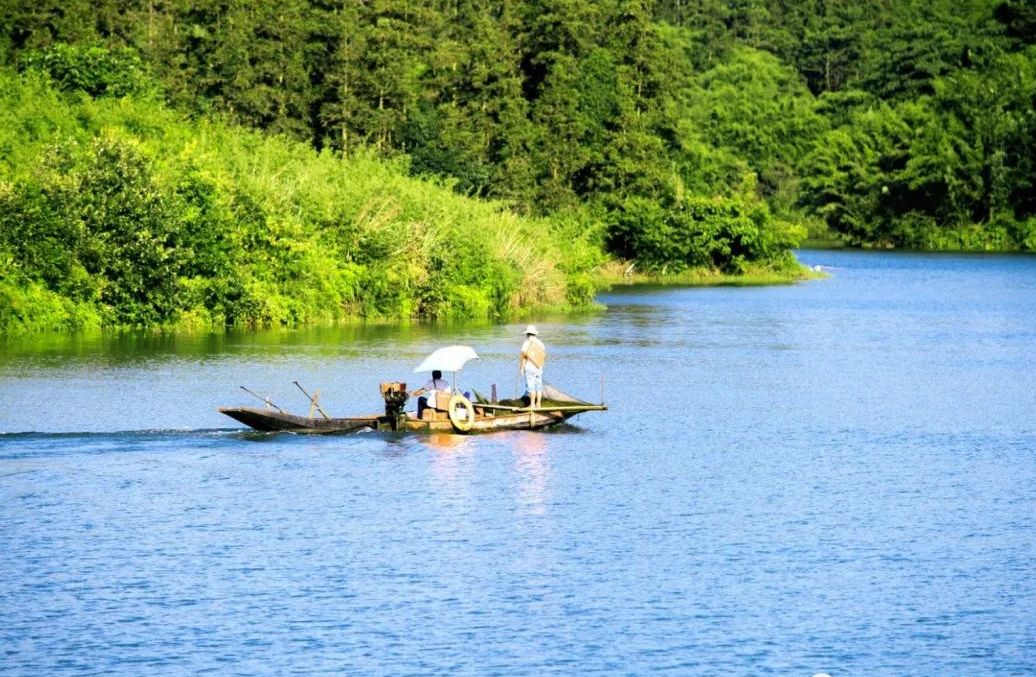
[{"left": 525, "top": 324, "right": 538, "bottom": 336}]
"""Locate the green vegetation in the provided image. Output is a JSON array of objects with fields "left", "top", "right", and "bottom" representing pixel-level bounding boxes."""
[
  {"left": 0, "top": 70, "right": 601, "bottom": 332},
  {"left": 2, "top": 0, "right": 1034, "bottom": 332},
  {"left": 595, "top": 260, "right": 823, "bottom": 287}
]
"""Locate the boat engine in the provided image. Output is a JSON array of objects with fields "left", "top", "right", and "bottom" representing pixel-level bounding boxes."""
[{"left": 380, "top": 381, "right": 409, "bottom": 430}]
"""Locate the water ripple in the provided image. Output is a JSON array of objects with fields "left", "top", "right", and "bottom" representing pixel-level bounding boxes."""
[{"left": 2, "top": 251, "right": 1036, "bottom": 673}]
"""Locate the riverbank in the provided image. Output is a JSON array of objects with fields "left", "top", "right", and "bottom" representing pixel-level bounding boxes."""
[
  {"left": 0, "top": 68, "right": 812, "bottom": 336},
  {"left": 0, "top": 70, "right": 608, "bottom": 335},
  {"left": 0, "top": 260, "right": 821, "bottom": 336},
  {"left": 594, "top": 259, "right": 824, "bottom": 288}
]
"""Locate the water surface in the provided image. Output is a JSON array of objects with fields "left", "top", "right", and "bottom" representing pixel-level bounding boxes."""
[{"left": 2, "top": 250, "right": 1035, "bottom": 674}]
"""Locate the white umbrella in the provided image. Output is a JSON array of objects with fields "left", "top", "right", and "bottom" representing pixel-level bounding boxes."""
[{"left": 413, "top": 345, "right": 480, "bottom": 374}]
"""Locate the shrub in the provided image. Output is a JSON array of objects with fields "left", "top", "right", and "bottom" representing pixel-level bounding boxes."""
[
  {"left": 19, "top": 44, "right": 153, "bottom": 98},
  {"left": 0, "top": 66, "right": 601, "bottom": 333},
  {"left": 607, "top": 194, "right": 800, "bottom": 273}
]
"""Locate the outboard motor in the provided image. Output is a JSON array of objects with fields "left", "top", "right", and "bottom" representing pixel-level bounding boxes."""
[{"left": 380, "top": 382, "right": 409, "bottom": 430}]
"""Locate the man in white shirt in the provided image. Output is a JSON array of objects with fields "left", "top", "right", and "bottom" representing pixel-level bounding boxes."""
[
  {"left": 519, "top": 325, "right": 547, "bottom": 408},
  {"left": 413, "top": 370, "right": 451, "bottom": 418}
]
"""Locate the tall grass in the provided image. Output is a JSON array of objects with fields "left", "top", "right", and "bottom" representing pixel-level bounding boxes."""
[{"left": 0, "top": 70, "right": 600, "bottom": 333}]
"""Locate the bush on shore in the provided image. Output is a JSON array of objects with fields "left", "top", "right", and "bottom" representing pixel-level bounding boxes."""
[{"left": 0, "top": 69, "right": 603, "bottom": 333}]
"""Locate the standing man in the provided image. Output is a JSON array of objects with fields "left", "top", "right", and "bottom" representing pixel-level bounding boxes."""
[{"left": 519, "top": 325, "right": 547, "bottom": 408}]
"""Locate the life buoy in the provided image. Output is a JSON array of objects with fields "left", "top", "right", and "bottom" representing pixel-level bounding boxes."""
[{"left": 448, "top": 393, "right": 475, "bottom": 433}]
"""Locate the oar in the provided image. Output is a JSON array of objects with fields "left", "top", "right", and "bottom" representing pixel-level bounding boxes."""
[
  {"left": 240, "top": 386, "right": 286, "bottom": 413},
  {"left": 293, "top": 381, "right": 330, "bottom": 420}
]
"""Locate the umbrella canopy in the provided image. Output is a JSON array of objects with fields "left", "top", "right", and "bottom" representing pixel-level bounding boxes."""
[{"left": 413, "top": 345, "right": 479, "bottom": 373}]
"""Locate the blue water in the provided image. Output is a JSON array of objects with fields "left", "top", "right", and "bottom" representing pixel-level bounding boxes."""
[{"left": 2, "top": 250, "right": 1035, "bottom": 675}]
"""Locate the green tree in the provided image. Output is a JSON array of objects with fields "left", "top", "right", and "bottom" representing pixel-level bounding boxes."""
[
  {"left": 323, "top": 0, "right": 438, "bottom": 153},
  {"left": 75, "top": 137, "right": 182, "bottom": 324},
  {"left": 19, "top": 43, "right": 153, "bottom": 97},
  {"left": 920, "top": 48, "right": 1036, "bottom": 225},
  {"left": 608, "top": 193, "right": 798, "bottom": 273},
  {"left": 403, "top": 0, "right": 534, "bottom": 200},
  {"left": 682, "top": 46, "right": 827, "bottom": 210}
]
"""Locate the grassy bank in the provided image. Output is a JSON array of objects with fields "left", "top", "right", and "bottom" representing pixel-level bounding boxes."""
[
  {"left": 0, "top": 65, "right": 819, "bottom": 336},
  {"left": 594, "top": 259, "right": 823, "bottom": 288},
  {"left": 0, "top": 70, "right": 603, "bottom": 334}
]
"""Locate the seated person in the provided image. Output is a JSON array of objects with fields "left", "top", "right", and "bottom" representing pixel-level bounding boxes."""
[{"left": 411, "top": 370, "right": 451, "bottom": 418}]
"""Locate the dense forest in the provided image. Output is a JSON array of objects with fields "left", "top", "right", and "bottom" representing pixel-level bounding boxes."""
[{"left": 2, "top": 0, "right": 1035, "bottom": 331}]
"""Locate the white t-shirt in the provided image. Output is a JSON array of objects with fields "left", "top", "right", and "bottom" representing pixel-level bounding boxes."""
[
  {"left": 421, "top": 378, "right": 451, "bottom": 408},
  {"left": 422, "top": 377, "right": 450, "bottom": 393}
]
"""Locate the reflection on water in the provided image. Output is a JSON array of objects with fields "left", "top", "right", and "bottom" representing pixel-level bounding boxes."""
[
  {"left": 508, "top": 432, "right": 551, "bottom": 516},
  {"left": 2, "top": 251, "right": 1036, "bottom": 674},
  {"left": 420, "top": 431, "right": 470, "bottom": 452},
  {"left": 426, "top": 433, "right": 475, "bottom": 503},
  {"left": 426, "top": 433, "right": 472, "bottom": 473}
]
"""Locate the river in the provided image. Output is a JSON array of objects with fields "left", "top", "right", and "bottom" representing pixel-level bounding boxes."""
[{"left": 2, "top": 250, "right": 1035, "bottom": 674}]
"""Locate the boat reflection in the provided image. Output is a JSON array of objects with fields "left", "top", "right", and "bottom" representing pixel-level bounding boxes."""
[
  {"left": 424, "top": 432, "right": 471, "bottom": 453},
  {"left": 508, "top": 432, "right": 551, "bottom": 516},
  {"left": 422, "top": 431, "right": 555, "bottom": 517},
  {"left": 426, "top": 433, "right": 475, "bottom": 492}
]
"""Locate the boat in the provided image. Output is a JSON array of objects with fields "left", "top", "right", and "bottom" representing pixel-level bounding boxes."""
[
  {"left": 219, "top": 383, "right": 606, "bottom": 435},
  {"left": 220, "top": 345, "right": 606, "bottom": 435}
]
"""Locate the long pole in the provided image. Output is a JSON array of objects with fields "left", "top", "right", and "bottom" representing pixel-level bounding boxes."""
[
  {"left": 240, "top": 386, "right": 286, "bottom": 413},
  {"left": 476, "top": 402, "right": 607, "bottom": 413},
  {"left": 293, "top": 381, "right": 330, "bottom": 419}
]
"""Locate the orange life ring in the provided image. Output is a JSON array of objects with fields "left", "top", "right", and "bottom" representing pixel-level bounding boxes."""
[{"left": 448, "top": 393, "right": 475, "bottom": 432}]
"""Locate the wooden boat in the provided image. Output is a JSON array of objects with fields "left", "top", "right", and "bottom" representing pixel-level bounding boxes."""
[{"left": 219, "top": 383, "right": 606, "bottom": 435}]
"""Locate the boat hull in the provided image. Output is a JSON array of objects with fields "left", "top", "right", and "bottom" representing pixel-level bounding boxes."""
[
  {"left": 218, "top": 407, "right": 380, "bottom": 433},
  {"left": 402, "top": 408, "right": 576, "bottom": 433},
  {"left": 218, "top": 405, "right": 594, "bottom": 435}
]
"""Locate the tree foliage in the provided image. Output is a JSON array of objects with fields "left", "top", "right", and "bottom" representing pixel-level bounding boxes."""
[
  {"left": 0, "top": 0, "right": 818, "bottom": 272},
  {"left": 0, "top": 70, "right": 601, "bottom": 332},
  {"left": 2, "top": 0, "right": 1034, "bottom": 334}
]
